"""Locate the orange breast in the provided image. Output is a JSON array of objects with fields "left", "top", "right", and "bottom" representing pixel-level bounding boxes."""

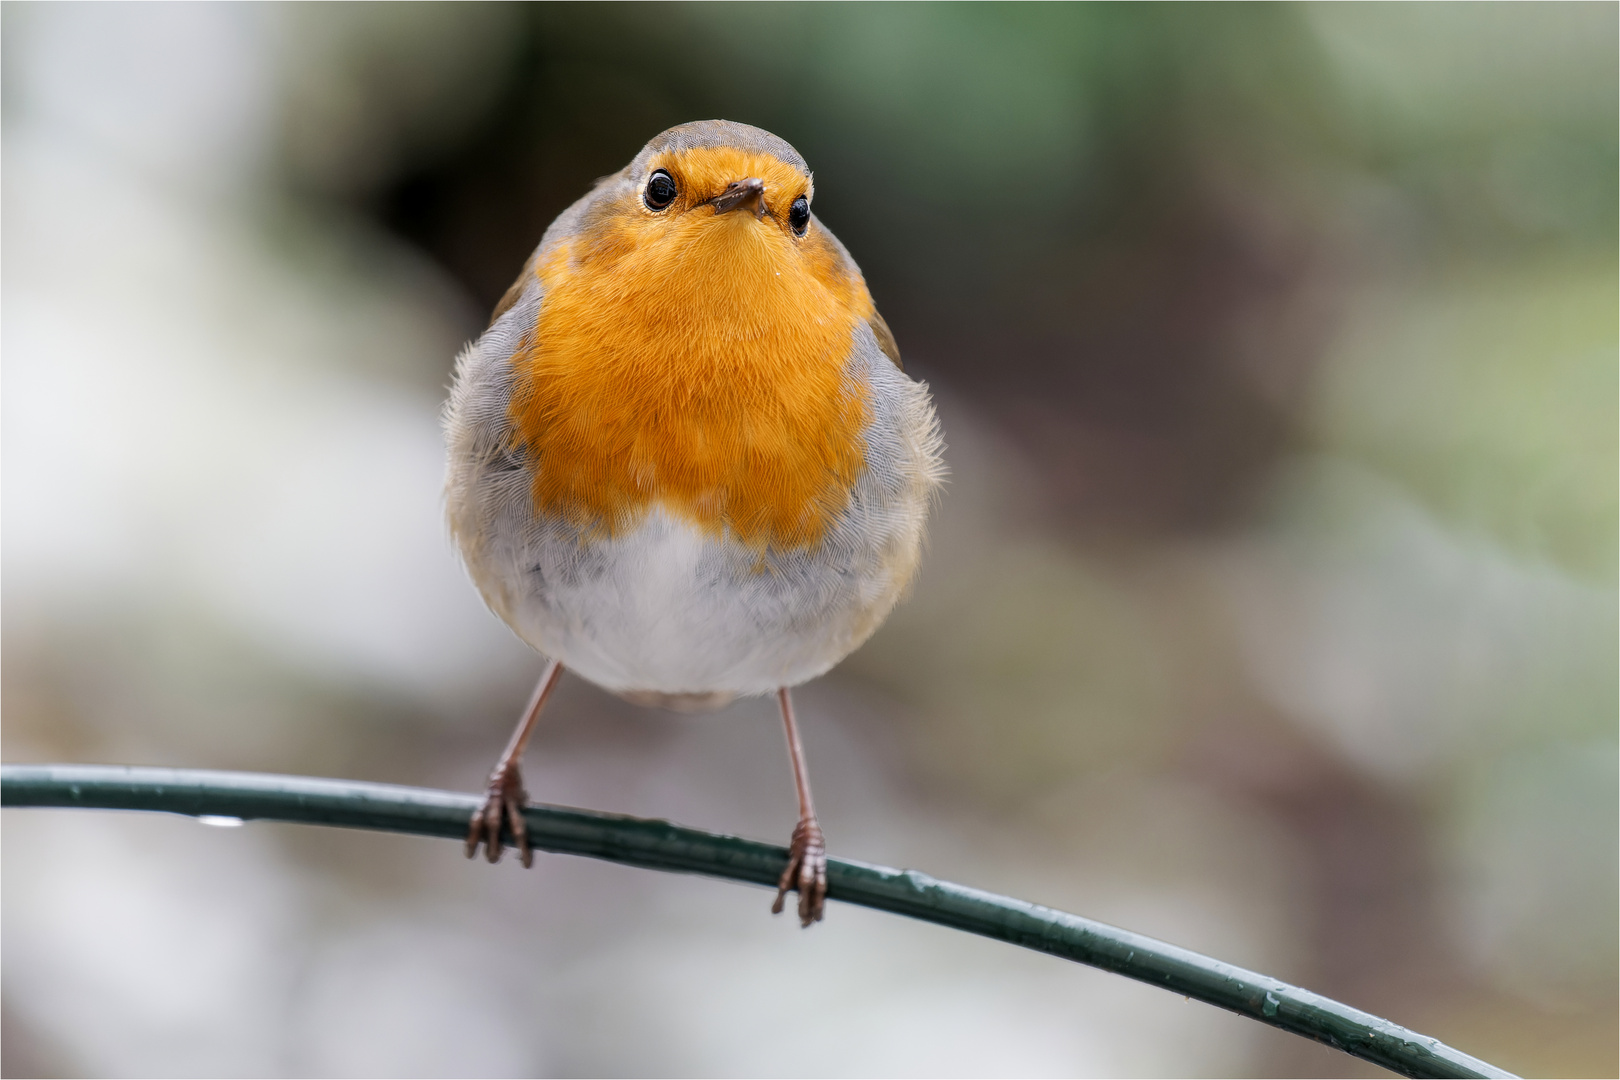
[{"left": 507, "top": 165, "right": 874, "bottom": 549}]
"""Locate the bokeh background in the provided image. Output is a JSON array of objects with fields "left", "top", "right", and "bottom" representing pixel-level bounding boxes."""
[{"left": 3, "top": 3, "right": 1615, "bottom": 1076}]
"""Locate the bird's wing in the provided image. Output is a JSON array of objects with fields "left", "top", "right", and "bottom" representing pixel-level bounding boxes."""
[{"left": 867, "top": 309, "right": 902, "bottom": 371}]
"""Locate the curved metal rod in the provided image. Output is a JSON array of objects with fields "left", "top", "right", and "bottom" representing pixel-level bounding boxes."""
[{"left": 1, "top": 763, "right": 1514, "bottom": 1079}]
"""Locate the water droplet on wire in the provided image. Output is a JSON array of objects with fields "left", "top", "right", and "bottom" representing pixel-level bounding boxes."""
[{"left": 197, "top": 815, "right": 244, "bottom": 828}]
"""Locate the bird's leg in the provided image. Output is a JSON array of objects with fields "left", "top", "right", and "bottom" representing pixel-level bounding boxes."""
[
  {"left": 466, "top": 658, "right": 563, "bottom": 868},
  {"left": 771, "top": 687, "right": 828, "bottom": 925}
]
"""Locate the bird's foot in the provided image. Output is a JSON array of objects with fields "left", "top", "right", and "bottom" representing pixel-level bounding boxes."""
[
  {"left": 465, "top": 761, "right": 532, "bottom": 868},
  {"left": 771, "top": 816, "right": 827, "bottom": 926}
]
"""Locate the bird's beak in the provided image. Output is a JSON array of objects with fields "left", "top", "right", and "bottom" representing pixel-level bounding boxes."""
[{"left": 710, "top": 177, "right": 766, "bottom": 216}]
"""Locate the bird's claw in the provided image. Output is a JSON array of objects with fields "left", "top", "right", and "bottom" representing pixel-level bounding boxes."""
[
  {"left": 465, "top": 762, "right": 532, "bottom": 868},
  {"left": 771, "top": 817, "right": 827, "bottom": 926}
]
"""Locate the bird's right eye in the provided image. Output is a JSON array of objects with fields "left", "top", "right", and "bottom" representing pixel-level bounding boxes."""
[{"left": 644, "top": 170, "right": 678, "bottom": 211}]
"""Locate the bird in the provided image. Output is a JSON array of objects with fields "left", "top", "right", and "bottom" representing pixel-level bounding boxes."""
[{"left": 442, "top": 119, "right": 944, "bottom": 925}]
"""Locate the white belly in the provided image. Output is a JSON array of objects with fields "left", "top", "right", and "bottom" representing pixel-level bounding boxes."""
[{"left": 478, "top": 505, "right": 907, "bottom": 696}]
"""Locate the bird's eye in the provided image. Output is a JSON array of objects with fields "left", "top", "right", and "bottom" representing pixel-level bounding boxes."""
[
  {"left": 644, "top": 170, "right": 678, "bottom": 211},
  {"left": 789, "top": 196, "right": 810, "bottom": 236}
]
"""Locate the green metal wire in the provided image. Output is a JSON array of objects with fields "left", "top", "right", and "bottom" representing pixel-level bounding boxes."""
[{"left": 3, "top": 763, "right": 1513, "bottom": 1079}]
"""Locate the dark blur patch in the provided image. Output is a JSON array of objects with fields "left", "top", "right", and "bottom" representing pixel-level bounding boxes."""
[
  {"left": 1, "top": 999, "right": 81, "bottom": 1079},
  {"left": 369, "top": 8, "right": 702, "bottom": 310}
]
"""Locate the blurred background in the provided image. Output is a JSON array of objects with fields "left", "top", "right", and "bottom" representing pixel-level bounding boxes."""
[{"left": 3, "top": 3, "right": 1614, "bottom": 1076}]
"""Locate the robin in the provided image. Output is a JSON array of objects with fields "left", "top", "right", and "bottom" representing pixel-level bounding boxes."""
[{"left": 443, "top": 120, "right": 944, "bottom": 925}]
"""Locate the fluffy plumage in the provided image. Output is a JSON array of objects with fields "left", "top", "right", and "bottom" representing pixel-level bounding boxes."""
[{"left": 443, "top": 120, "right": 944, "bottom": 701}]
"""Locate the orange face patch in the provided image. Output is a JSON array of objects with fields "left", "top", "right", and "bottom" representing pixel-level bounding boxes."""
[{"left": 507, "top": 146, "right": 875, "bottom": 549}]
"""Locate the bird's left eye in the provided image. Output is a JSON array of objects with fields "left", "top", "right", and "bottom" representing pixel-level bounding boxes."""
[
  {"left": 644, "top": 170, "right": 678, "bottom": 211},
  {"left": 789, "top": 196, "right": 810, "bottom": 236}
]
